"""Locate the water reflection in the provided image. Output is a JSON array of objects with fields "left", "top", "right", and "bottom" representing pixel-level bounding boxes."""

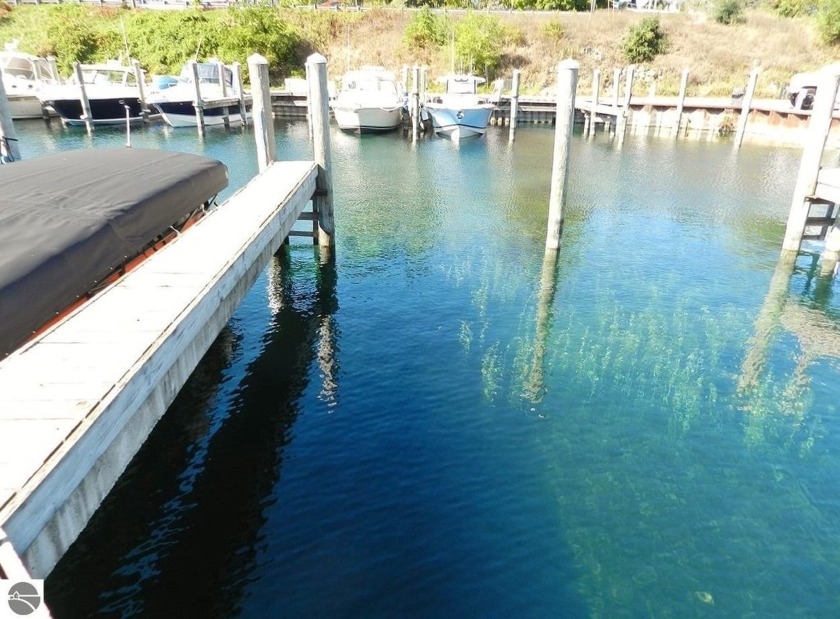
[
  {"left": 523, "top": 250, "right": 559, "bottom": 404},
  {"left": 46, "top": 247, "right": 339, "bottom": 617}
]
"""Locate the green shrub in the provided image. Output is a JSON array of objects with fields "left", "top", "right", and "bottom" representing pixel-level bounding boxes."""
[
  {"left": 403, "top": 7, "right": 447, "bottom": 50},
  {"left": 541, "top": 20, "right": 565, "bottom": 41},
  {"left": 713, "top": 0, "right": 745, "bottom": 24},
  {"left": 44, "top": 6, "right": 101, "bottom": 74},
  {"left": 622, "top": 17, "right": 668, "bottom": 64},
  {"left": 773, "top": 0, "right": 814, "bottom": 17},
  {"left": 454, "top": 13, "right": 507, "bottom": 78},
  {"left": 819, "top": 0, "right": 840, "bottom": 44},
  {"left": 512, "top": 0, "right": 589, "bottom": 9},
  {"left": 215, "top": 6, "right": 299, "bottom": 78}
]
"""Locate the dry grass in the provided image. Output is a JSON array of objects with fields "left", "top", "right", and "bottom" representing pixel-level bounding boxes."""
[{"left": 316, "top": 9, "right": 837, "bottom": 98}]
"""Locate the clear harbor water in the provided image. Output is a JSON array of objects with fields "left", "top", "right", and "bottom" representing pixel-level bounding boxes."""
[{"left": 13, "top": 118, "right": 840, "bottom": 617}]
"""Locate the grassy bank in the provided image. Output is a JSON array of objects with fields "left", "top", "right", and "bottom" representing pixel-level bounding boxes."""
[{"left": 0, "top": 4, "right": 836, "bottom": 97}]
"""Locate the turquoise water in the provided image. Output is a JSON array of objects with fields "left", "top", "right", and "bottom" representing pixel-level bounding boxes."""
[{"left": 17, "top": 118, "right": 840, "bottom": 616}]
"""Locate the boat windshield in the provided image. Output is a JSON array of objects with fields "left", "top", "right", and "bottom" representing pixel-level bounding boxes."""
[
  {"left": 179, "top": 63, "right": 234, "bottom": 88},
  {"left": 80, "top": 69, "right": 137, "bottom": 87},
  {"left": 446, "top": 78, "right": 481, "bottom": 95},
  {"left": 344, "top": 75, "right": 398, "bottom": 96}
]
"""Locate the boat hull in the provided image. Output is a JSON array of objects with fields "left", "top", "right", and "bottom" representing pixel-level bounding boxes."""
[
  {"left": 333, "top": 105, "right": 401, "bottom": 133},
  {"left": 7, "top": 94, "right": 45, "bottom": 119},
  {"left": 426, "top": 104, "right": 494, "bottom": 140},
  {"left": 46, "top": 96, "right": 146, "bottom": 125},
  {"left": 154, "top": 100, "right": 249, "bottom": 128}
]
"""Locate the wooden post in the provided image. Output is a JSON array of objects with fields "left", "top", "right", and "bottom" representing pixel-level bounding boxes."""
[
  {"left": 248, "top": 54, "right": 275, "bottom": 173},
  {"left": 734, "top": 68, "right": 759, "bottom": 149},
  {"left": 617, "top": 66, "right": 635, "bottom": 147},
  {"left": 307, "top": 53, "right": 334, "bottom": 249},
  {"left": 412, "top": 65, "right": 420, "bottom": 143},
  {"left": 232, "top": 62, "right": 247, "bottom": 126},
  {"left": 509, "top": 69, "right": 520, "bottom": 142},
  {"left": 589, "top": 68, "right": 600, "bottom": 138},
  {"left": 189, "top": 60, "right": 206, "bottom": 136},
  {"left": 401, "top": 65, "right": 409, "bottom": 96},
  {"left": 216, "top": 60, "right": 230, "bottom": 129},
  {"left": 73, "top": 63, "right": 93, "bottom": 134},
  {"left": 546, "top": 60, "right": 579, "bottom": 251},
  {"left": 0, "top": 76, "right": 21, "bottom": 162},
  {"left": 612, "top": 67, "right": 621, "bottom": 108},
  {"left": 132, "top": 59, "right": 148, "bottom": 121},
  {"left": 673, "top": 68, "right": 689, "bottom": 139},
  {"left": 782, "top": 69, "right": 840, "bottom": 253}
]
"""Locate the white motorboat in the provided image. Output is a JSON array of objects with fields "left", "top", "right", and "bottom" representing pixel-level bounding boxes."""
[
  {"left": 0, "top": 46, "right": 59, "bottom": 119},
  {"left": 149, "top": 61, "right": 250, "bottom": 128},
  {"left": 425, "top": 75, "right": 496, "bottom": 141},
  {"left": 332, "top": 67, "right": 403, "bottom": 133},
  {"left": 39, "top": 61, "right": 147, "bottom": 126}
]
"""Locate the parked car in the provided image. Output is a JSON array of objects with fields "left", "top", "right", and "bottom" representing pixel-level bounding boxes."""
[{"left": 788, "top": 64, "right": 840, "bottom": 110}]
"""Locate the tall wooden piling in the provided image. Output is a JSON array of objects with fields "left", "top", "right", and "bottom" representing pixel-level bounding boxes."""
[
  {"left": 673, "top": 68, "right": 689, "bottom": 139},
  {"left": 617, "top": 66, "right": 635, "bottom": 147},
  {"left": 509, "top": 69, "right": 521, "bottom": 142},
  {"left": 248, "top": 53, "right": 275, "bottom": 173},
  {"left": 734, "top": 68, "right": 759, "bottom": 149},
  {"left": 589, "top": 68, "right": 600, "bottom": 138},
  {"left": 612, "top": 67, "right": 621, "bottom": 108},
  {"left": 216, "top": 60, "right": 231, "bottom": 129},
  {"left": 546, "top": 60, "right": 579, "bottom": 251},
  {"left": 307, "top": 53, "right": 335, "bottom": 249},
  {"left": 189, "top": 60, "right": 206, "bottom": 135},
  {"left": 233, "top": 62, "right": 247, "bottom": 126},
  {"left": 412, "top": 65, "right": 420, "bottom": 143},
  {"left": 73, "top": 63, "right": 93, "bottom": 133},
  {"left": 781, "top": 69, "right": 840, "bottom": 253},
  {"left": 132, "top": 59, "right": 147, "bottom": 121},
  {"left": 0, "top": 76, "right": 21, "bottom": 162}
]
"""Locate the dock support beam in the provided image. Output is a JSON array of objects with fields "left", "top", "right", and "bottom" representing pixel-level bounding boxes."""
[
  {"left": 233, "top": 62, "right": 247, "bottom": 126},
  {"left": 734, "top": 68, "right": 759, "bottom": 149},
  {"left": 589, "top": 68, "right": 600, "bottom": 138},
  {"left": 673, "top": 68, "right": 689, "bottom": 139},
  {"left": 617, "top": 66, "right": 635, "bottom": 147},
  {"left": 248, "top": 54, "right": 276, "bottom": 173},
  {"left": 73, "top": 63, "right": 93, "bottom": 134},
  {"left": 0, "top": 75, "right": 21, "bottom": 162},
  {"left": 782, "top": 69, "right": 840, "bottom": 253},
  {"left": 307, "top": 53, "right": 335, "bottom": 249},
  {"left": 217, "top": 60, "right": 230, "bottom": 129},
  {"left": 546, "top": 59, "right": 579, "bottom": 250},
  {"left": 412, "top": 65, "right": 420, "bottom": 143},
  {"left": 189, "top": 60, "right": 206, "bottom": 136},
  {"left": 509, "top": 69, "right": 520, "bottom": 142},
  {"left": 132, "top": 59, "right": 148, "bottom": 121}
]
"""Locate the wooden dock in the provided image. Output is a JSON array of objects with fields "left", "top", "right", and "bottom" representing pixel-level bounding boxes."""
[{"left": 0, "top": 160, "right": 318, "bottom": 578}]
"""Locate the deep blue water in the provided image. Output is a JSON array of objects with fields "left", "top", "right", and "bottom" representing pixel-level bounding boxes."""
[{"left": 13, "top": 117, "right": 840, "bottom": 617}]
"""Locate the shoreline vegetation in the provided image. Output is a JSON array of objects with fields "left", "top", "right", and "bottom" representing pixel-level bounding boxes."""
[{"left": 0, "top": 3, "right": 838, "bottom": 98}]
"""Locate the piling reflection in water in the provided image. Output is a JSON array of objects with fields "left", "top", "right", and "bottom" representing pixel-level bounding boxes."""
[{"left": 46, "top": 246, "right": 339, "bottom": 617}]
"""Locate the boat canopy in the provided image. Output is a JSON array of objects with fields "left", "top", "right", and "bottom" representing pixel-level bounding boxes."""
[
  {"left": 437, "top": 74, "right": 486, "bottom": 95},
  {"left": 0, "top": 148, "right": 228, "bottom": 357}
]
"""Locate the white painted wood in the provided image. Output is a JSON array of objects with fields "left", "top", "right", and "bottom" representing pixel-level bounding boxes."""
[
  {"left": 189, "top": 60, "right": 205, "bottom": 135},
  {"left": 233, "top": 62, "right": 247, "bottom": 126},
  {"left": 546, "top": 60, "right": 578, "bottom": 251},
  {"left": 0, "top": 161, "right": 317, "bottom": 578},
  {"left": 589, "top": 68, "right": 600, "bottom": 138},
  {"left": 0, "top": 74, "right": 21, "bottom": 161},
  {"left": 734, "top": 68, "right": 760, "bottom": 149},
  {"left": 509, "top": 69, "right": 520, "bottom": 142},
  {"left": 306, "top": 53, "right": 334, "bottom": 248},
  {"left": 73, "top": 63, "right": 93, "bottom": 133},
  {"left": 673, "top": 68, "right": 689, "bottom": 139},
  {"left": 249, "top": 54, "right": 275, "bottom": 172}
]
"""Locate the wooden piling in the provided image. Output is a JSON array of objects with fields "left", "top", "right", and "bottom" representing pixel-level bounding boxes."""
[
  {"left": 781, "top": 69, "right": 840, "bottom": 253},
  {"left": 589, "top": 68, "right": 600, "bottom": 138},
  {"left": 0, "top": 76, "right": 21, "bottom": 162},
  {"left": 232, "top": 62, "right": 247, "bottom": 126},
  {"left": 132, "top": 60, "right": 147, "bottom": 121},
  {"left": 73, "top": 63, "right": 93, "bottom": 134},
  {"left": 509, "top": 69, "right": 520, "bottom": 142},
  {"left": 612, "top": 67, "right": 621, "bottom": 108},
  {"left": 412, "top": 65, "right": 420, "bottom": 143},
  {"left": 673, "top": 68, "right": 689, "bottom": 139},
  {"left": 617, "top": 66, "right": 635, "bottom": 147},
  {"left": 248, "top": 53, "right": 276, "bottom": 173},
  {"left": 216, "top": 60, "right": 230, "bottom": 129},
  {"left": 546, "top": 60, "right": 579, "bottom": 251},
  {"left": 734, "top": 68, "right": 759, "bottom": 149},
  {"left": 307, "top": 53, "right": 335, "bottom": 249},
  {"left": 189, "top": 60, "right": 206, "bottom": 135}
]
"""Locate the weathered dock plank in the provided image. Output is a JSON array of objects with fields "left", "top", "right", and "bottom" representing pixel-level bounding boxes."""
[{"left": 0, "top": 159, "right": 318, "bottom": 578}]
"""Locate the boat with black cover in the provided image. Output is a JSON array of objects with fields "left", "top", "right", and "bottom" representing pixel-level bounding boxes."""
[{"left": 0, "top": 148, "right": 228, "bottom": 357}]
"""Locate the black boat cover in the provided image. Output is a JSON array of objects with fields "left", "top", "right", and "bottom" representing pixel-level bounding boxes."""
[{"left": 0, "top": 148, "right": 228, "bottom": 357}]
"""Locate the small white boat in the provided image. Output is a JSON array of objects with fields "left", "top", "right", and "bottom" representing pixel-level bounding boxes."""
[
  {"left": 425, "top": 75, "right": 496, "bottom": 141},
  {"left": 0, "top": 46, "right": 59, "bottom": 119},
  {"left": 331, "top": 67, "right": 403, "bottom": 134},
  {"left": 149, "top": 61, "right": 250, "bottom": 128},
  {"left": 39, "top": 61, "right": 146, "bottom": 126}
]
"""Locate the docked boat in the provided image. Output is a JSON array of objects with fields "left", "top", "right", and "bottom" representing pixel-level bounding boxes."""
[
  {"left": 149, "top": 61, "right": 250, "bottom": 128},
  {"left": 425, "top": 75, "right": 496, "bottom": 141},
  {"left": 331, "top": 67, "right": 403, "bottom": 133},
  {"left": 0, "top": 47, "right": 58, "bottom": 119},
  {"left": 39, "top": 61, "right": 147, "bottom": 126},
  {"left": 0, "top": 148, "right": 228, "bottom": 357}
]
